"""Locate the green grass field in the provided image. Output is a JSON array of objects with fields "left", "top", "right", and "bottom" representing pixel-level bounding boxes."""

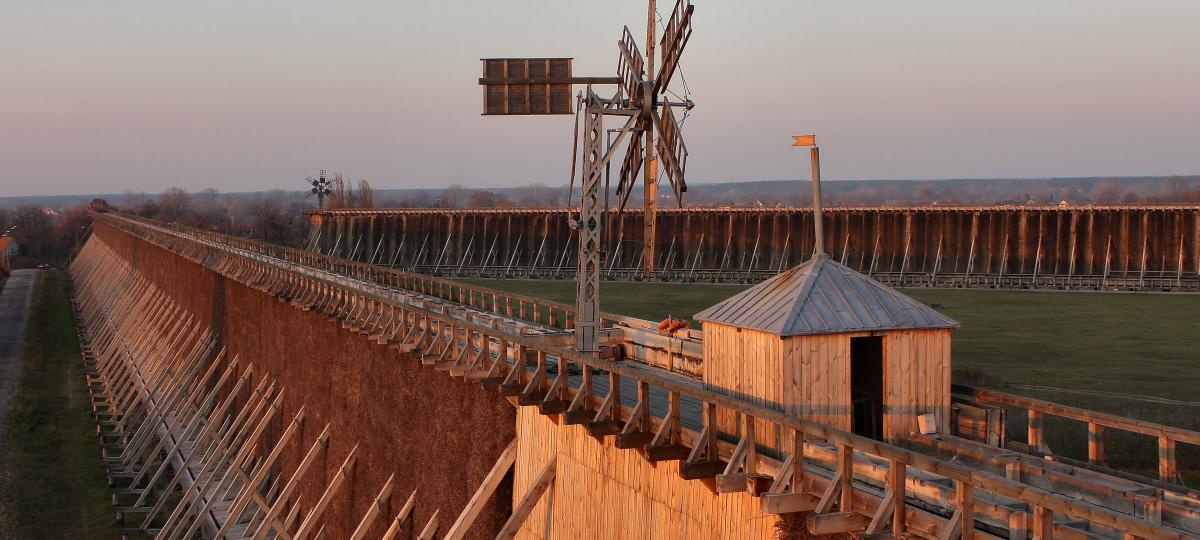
[
  {"left": 465, "top": 279, "right": 1200, "bottom": 407},
  {"left": 0, "top": 271, "right": 117, "bottom": 539}
]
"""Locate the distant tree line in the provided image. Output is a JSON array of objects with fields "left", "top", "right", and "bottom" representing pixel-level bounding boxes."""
[{"left": 2, "top": 175, "right": 1196, "bottom": 271}]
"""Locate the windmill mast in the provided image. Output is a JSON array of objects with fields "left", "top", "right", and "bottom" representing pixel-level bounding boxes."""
[{"left": 643, "top": 0, "right": 658, "bottom": 277}]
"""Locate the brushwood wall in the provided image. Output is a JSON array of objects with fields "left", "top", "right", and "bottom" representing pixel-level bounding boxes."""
[
  {"left": 308, "top": 205, "right": 1200, "bottom": 290},
  {"left": 89, "top": 219, "right": 516, "bottom": 539}
]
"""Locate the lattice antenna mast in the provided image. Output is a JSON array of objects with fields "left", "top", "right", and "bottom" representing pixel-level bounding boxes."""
[
  {"left": 306, "top": 169, "right": 333, "bottom": 210},
  {"left": 479, "top": 0, "right": 695, "bottom": 354}
]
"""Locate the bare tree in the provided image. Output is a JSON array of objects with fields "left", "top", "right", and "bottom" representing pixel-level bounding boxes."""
[
  {"left": 12, "top": 206, "right": 52, "bottom": 260},
  {"left": 356, "top": 179, "right": 374, "bottom": 209},
  {"left": 1090, "top": 178, "right": 1122, "bottom": 203},
  {"left": 157, "top": 187, "right": 193, "bottom": 222},
  {"left": 439, "top": 185, "right": 468, "bottom": 208}
]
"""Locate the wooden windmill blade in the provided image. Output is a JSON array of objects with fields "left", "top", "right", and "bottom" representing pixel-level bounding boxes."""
[
  {"left": 615, "top": 126, "right": 645, "bottom": 212},
  {"left": 617, "top": 26, "right": 646, "bottom": 105},
  {"left": 654, "top": 0, "right": 694, "bottom": 96},
  {"left": 653, "top": 103, "right": 688, "bottom": 204}
]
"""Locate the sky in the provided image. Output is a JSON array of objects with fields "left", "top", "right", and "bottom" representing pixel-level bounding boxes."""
[{"left": 1, "top": 1, "right": 1198, "bottom": 197}]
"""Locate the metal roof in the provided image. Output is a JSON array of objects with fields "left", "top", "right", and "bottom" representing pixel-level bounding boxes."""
[{"left": 694, "top": 254, "right": 959, "bottom": 336}]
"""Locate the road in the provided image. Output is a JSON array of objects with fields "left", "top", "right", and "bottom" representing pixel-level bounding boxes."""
[{"left": 0, "top": 270, "right": 37, "bottom": 457}]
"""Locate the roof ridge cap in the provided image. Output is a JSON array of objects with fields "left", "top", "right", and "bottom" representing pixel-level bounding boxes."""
[{"left": 779, "top": 254, "right": 826, "bottom": 333}]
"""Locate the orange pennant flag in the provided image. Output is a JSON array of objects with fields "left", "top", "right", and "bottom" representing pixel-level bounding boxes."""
[{"left": 792, "top": 135, "right": 816, "bottom": 147}]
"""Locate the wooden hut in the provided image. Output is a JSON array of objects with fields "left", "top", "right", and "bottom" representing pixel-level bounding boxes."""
[{"left": 695, "top": 253, "right": 959, "bottom": 442}]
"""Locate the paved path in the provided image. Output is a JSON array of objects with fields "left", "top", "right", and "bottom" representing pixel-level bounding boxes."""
[{"left": 0, "top": 270, "right": 37, "bottom": 455}]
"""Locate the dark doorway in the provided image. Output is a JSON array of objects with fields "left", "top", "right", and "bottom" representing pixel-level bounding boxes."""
[{"left": 851, "top": 336, "right": 884, "bottom": 440}]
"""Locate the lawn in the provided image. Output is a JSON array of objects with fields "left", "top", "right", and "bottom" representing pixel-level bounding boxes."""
[
  {"left": 464, "top": 279, "right": 1200, "bottom": 407},
  {"left": 0, "top": 271, "right": 117, "bottom": 539}
]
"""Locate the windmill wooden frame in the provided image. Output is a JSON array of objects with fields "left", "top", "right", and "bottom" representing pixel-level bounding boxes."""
[{"left": 479, "top": 0, "right": 695, "bottom": 354}]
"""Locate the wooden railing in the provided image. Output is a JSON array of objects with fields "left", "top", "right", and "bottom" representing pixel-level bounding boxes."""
[
  {"left": 92, "top": 212, "right": 1200, "bottom": 539},
  {"left": 956, "top": 384, "right": 1197, "bottom": 486},
  {"left": 110, "top": 213, "right": 704, "bottom": 373}
]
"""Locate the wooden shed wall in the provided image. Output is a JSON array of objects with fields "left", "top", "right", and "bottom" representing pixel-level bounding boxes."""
[
  {"left": 702, "top": 323, "right": 953, "bottom": 444},
  {"left": 513, "top": 408, "right": 780, "bottom": 540},
  {"left": 882, "top": 328, "right": 953, "bottom": 440},
  {"left": 702, "top": 323, "right": 853, "bottom": 452}
]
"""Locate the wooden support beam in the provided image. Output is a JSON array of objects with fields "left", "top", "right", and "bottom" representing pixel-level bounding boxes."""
[
  {"left": 348, "top": 474, "right": 395, "bottom": 540},
  {"left": 380, "top": 490, "right": 418, "bottom": 540},
  {"left": 1088, "top": 423, "right": 1105, "bottom": 465},
  {"left": 1159, "top": 437, "right": 1177, "bottom": 484},
  {"left": 1033, "top": 505, "right": 1053, "bottom": 540},
  {"left": 615, "top": 381, "right": 652, "bottom": 448},
  {"left": 496, "top": 455, "right": 557, "bottom": 540},
  {"left": 866, "top": 459, "right": 906, "bottom": 536},
  {"left": 562, "top": 366, "right": 593, "bottom": 425},
  {"left": 808, "top": 511, "right": 869, "bottom": 535},
  {"left": 715, "top": 432, "right": 750, "bottom": 493},
  {"left": 1027, "top": 410, "right": 1045, "bottom": 453},
  {"left": 249, "top": 424, "right": 332, "bottom": 540},
  {"left": 444, "top": 439, "right": 518, "bottom": 540},
  {"left": 838, "top": 443, "right": 854, "bottom": 512},
  {"left": 417, "top": 509, "right": 440, "bottom": 540},
  {"left": 956, "top": 478, "right": 974, "bottom": 540},
  {"left": 294, "top": 444, "right": 360, "bottom": 540},
  {"left": 645, "top": 390, "right": 687, "bottom": 462}
]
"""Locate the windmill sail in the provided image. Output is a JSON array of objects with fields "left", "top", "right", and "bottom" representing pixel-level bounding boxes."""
[
  {"left": 617, "top": 26, "right": 646, "bottom": 106},
  {"left": 654, "top": 0, "right": 694, "bottom": 96},
  {"left": 654, "top": 103, "right": 688, "bottom": 203}
]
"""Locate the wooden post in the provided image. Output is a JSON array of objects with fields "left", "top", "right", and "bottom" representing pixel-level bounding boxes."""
[
  {"left": 1159, "top": 436, "right": 1177, "bottom": 484},
  {"left": 643, "top": 0, "right": 658, "bottom": 277},
  {"left": 1033, "top": 505, "right": 1053, "bottom": 540},
  {"left": 956, "top": 478, "right": 974, "bottom": 540},
  {"left": 1027, "top": 410, "right": 1044, "bottom": 452},
  {"left": 1008, "top": 506, "right": 1028, "bottom": 540},
  {"left": 838, "top": 444, "right": 854, "bottom": 512},
  {"left": 891, "top": 459, "right": 907, "bottom": 535},
  {"left": 1088, "top": 423, "right": 1104, "bottom": 465}
]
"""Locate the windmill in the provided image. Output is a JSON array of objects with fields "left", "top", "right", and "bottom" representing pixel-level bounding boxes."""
[
  {"left": 479, "top": 0, "right": 695, "bottom": 354},
  {"left": 306, "top": 169, "right": 333, "bottom": 209}
]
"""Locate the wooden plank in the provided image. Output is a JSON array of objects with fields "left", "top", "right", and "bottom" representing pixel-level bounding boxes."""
[
  {"left": 1159, "top": 437, "right": 1177, "bottom": 484},
  {"left": 964, "top": 386, "right": 1200, "bottom": 446},
  {"left": 1088, "top": 423, "right": 1104, "bottom": 465},
  {"left": 443, "top": 439, "right": 518, "bottom": 540},
  {"left": 380, "top": 490, "right": 418, "bottom": 540},
  {"left": 496, "top": 455, "right": 557, "bottom": 540},
  {"left": 808, "top": 511, "right": 869, "bottom": 535},
  {"left": 294, "top": 444, "right": 360, "bottom": 540},
  {"left": 347, "top": 474, "right": 395, "bottom": 540},
  {"left": 957, "top": 478, "right": 974, "bottom": 540},
  {"left": 417, "top": 509, "right": 440, "bottom": 540},
  {"left": 1033, "top": 505, "right": 1053, "bottom": 540}
]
